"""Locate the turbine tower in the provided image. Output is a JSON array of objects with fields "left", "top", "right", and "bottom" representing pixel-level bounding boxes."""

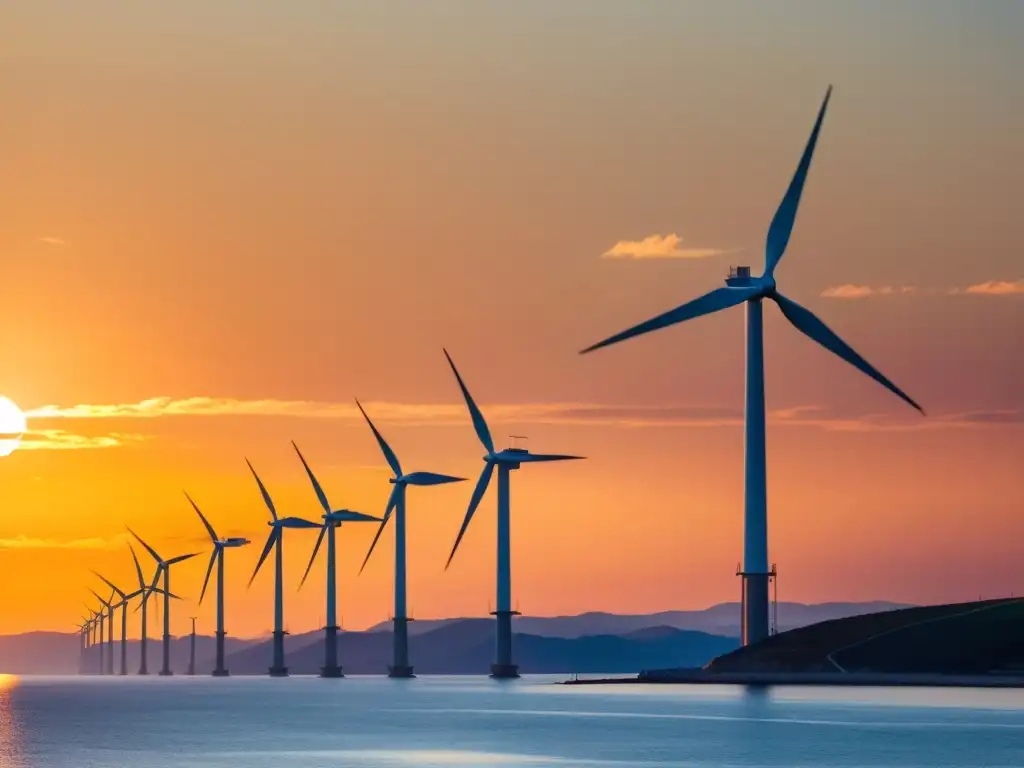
[
  {"left": 294, "top": 441, "right": 381, "bottom": 678},
  {"left": 188, "top": 616, "right": 197, "bottom": 676},
  {"left": 187, "top": 492, "right": 251, "bottom": 677},
  {"left": 356, "top": 399, "right": 465, "bottom": 678},
  {"left": 88, "top": 587, "right": 117, "bottom": 675},
  {"left": 442, "top": 349, "right": 583, "bottom": 678},
  {"left": 128, "top": 544, "right": 155, "bottom": 675},
  {"left": 580, "top": 87, "right": 923, "bottom": 646},
  {"left": 128, "top": 533, "right": 195, "bottom": 675},
  {"left": 77, "top": 617, "right": 90, "bottom": 674},
  {"left": 247, "top": 459, "right": 321, "bottom": 677}
]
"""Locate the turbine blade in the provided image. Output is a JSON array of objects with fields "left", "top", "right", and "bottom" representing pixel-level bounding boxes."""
[
  {"left": 185, "top": 491, "right": 219, "bottom": 543},
  {"left": 88, "top": 588, "right": 109, "bottom": 609},
  {"left": 249, "top": 529, "right": 279, "bottom": 587},
  {"left": 299, "top": 526, "right": 327, "bottom": 589},
  {"left": 771, "top": 292, "right": 924, "bottom": 414},
  {"left": 246, "top": 458, "right": 278, "bottom": 521},
  {"left": 328, "top": 510, "right": 382, "bottom": 523},
  {"left": 127, "top": 527, "right": 163, "bottom": 565},
  {"left": 291, "top": 441, "right": 332, "bottom": 515},
  {"left": 129, "top": 544, "right": 146, "bottom": 589},
  {"left": 91, "top": 571, "right": 126, "bottom": 599},
  {"left": 403, "top": 471, "right": 466, "bottom": 486},
  {"left": 355, "top": 399, "right": 403, "bottom": 477},
  {"left": 580, "top": 286, "right": 761, "bottom": 355},
  {"left": 167, "top": 552, "right": 199, "bottom": 566},
  {"left": 764, "top": 86, "right": 833, "bottom": 277},
  {"left": 445, "top": 461, "right": 495, "bottom": 570},
  {"left": 277, "top": 516, "right": 322, "bottom": 529},
  {"left": 513, "top": 453, "right": 585, "bottom": 463},
  {"left": 443, "top": 348, "right": 495, "bottom": 454},
  {"left": 359, "top": 485, "right": 399, "bottom": 575},
  {"left": 199, "top": 549, "right": 218, "bottom": 606}
]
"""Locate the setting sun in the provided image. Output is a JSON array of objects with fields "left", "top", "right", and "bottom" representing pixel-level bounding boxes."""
[{"left": 0, "top": 396, "right": 26, "bottom": 457}]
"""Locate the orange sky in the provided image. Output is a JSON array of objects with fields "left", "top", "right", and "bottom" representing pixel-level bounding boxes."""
[{"left": 1, "top": 2, "right": 1022, "bottom": 638}]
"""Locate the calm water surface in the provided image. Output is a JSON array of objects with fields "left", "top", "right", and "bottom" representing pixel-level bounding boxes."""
[{"left": 2, "top": 675, "right": 1022, "bottom": 767}]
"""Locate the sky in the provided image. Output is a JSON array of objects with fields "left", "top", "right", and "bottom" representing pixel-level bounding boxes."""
[{"left": 0, "top": 1, "right": 1022, "bottom": 638}]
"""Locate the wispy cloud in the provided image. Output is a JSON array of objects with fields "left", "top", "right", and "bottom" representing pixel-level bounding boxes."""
[
  {"left": 962, "top": 280, "right": 1024, "bottom": 296},
  {"left": 0, "top": 533, "right": 128, "bottom": 551},
  {"left": 822, "top": 280, "right": 1024, "bottom": 299},
  {"left": 820, "top": 284, "right": 918, "bottom": 299},
  {"left": 16, "top": 429, "right": 146, "bottom": 451},
  {"left": 601, "top": 234, "right": 729, "bottom": 260},
  {"left": 20, "top": 396, "right": 1024, "bottom": 433},
  {"left": 38, "top": 236, "right": 67, "bottom": 247}
]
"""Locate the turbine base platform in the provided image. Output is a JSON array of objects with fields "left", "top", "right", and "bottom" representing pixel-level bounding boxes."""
[
  {"left": 158, "top": 670, "right": 173, "bottom": 677},
  {"left": 387, "top": 665, "right": 415, "bottom": 679},
  {"left": 319, "top": 666, "right": 344, "bottom": 678},
  {"left": 268, "top": 666, "right": 289, "bottom": 678},
  {"left": 489, "top": 664, "right": 520, "bottom": 679},
  {"left": 211, "top": 669, "right": 230, "bottom": 677}
]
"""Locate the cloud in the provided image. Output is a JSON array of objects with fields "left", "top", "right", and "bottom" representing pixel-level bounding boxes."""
[
  {"left": 0, "top": 533, "right": 128, "bottom": 551},
  {"left": 963, "top": 280, "right": 1024, "bottom": 296},
  {"left": 22, "top": 396, "right": 1024, "bottom": 434},
  {"left": 38, "top": 236, "right": 67, "bottom": 247},
  {"left": 822, "top": 281, "right": 1024, "bottom": 299},
  {"left": 16, "top": 429, "right": 147, "bottom": 451},
  {"left": 601, "top": 234, "right": 728, "bottom": 260},
  {"left": 820, "top": 285, "right": 917, "bottom": 299}
]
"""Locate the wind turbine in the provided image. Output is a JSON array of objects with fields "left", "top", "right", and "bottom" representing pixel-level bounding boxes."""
[
  {"left": 129, "top": 528, "right": 199, "bottom": 675},
  {"left": 247, "top": 459, "right": 321, "bottom": 677},
  {"left": 93, "top": 571, "right": 147, "bottom": 676},
  {"left": 355, "top": 399, "right": 465, "bottom": 678},
  {"left": 442, "top": 349, "right": 584, "bottom": 678},
  {"left": 128, "top": 542, "right": 178, "bottom": 674},
  {"left": 579, "top": 86, "right": 924, "bottom": 647},
  {"left": 87, "top": 599, "right": 105, "bottom": 674},
  {"left": 186, "top": 492, "right": 251, "bottom": 677},
  {"left": 77, "top": 616, "right": 91, "bottom": 674},
  {"left": 293, "top": 441, "right": 381, "bottom": 678},
  {"left": 88, "top": 587, "right": 116, "bottom": 675}
]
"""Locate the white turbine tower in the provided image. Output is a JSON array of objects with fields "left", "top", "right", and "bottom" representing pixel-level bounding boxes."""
[
  {"left": 580, "top": 86, "right": 923, "bottom": 646},
  {"left": 247, "top": 459, "right": 322, "bottom": 677},
  {"left": 187, "top": 492, "right": 251, "bottom": 677},
  {"left": 355, "top": 399, "right": 465, "bottom": 678},
  {"left": 294, "top": 441, "right": 382, "bottom": 678},
  {"left": 128, "top": 529, "right": 198, "bottom": 675},
  {"left": 442, "top": 349, "right": 584, "bottom": 678}
]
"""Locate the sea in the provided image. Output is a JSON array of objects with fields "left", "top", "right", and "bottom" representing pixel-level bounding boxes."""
[{"left": 1, "top": 675, "right": 1022, "bottom": 767}]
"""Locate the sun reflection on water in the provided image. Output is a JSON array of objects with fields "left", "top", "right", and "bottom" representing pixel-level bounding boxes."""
[{"left": 0, "top": 675, "right": 23, "bottom": 768}]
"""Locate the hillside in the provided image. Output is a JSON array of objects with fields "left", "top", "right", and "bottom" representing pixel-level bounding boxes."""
[{"left": 705, "top": 598, "right": 1024, "bottom": 675}]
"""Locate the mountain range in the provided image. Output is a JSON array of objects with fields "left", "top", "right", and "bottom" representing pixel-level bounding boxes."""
[{"left": 0, "top": 601, "right": 911, "bottom": 675}]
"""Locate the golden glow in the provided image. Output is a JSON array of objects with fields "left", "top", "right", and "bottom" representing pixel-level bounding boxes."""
[
  {"left": 0, "top": 398, "right": 26, "bottom": 457},
  {"left": 0, "top": 675, "right": 18, "bottom": 692}
]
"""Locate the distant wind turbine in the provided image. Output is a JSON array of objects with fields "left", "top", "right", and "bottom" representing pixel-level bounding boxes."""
[
  {"left": 356, "top": 399, "right": 465, "bottom": 678},
  {"left": 88, "top": 587, "right": 117, "bottom": 675},
  {"left": 76, "top": 617, "right": 90, "bottom": 674},
  {"left": 127, "top": 541, "right": 182, "bottom": 675},
  {"left": 247, "top": 459, "right": 321, "bottom": 677},
  {"left": 186, "top": 492, "right": 251, "bottom": 677},
  {"left": 442, "top": 349, "right": 584, "bottom": 678},
  {"left": 92, "top": 571, "right": 148, "bottom": 676},
  {"left": 87, "top": 598, "right": 106, "bottom": 675},
  {"left": 579, "top": 87, "right": 923, "bottom": 646},
  {"left": 294, "top": 441, "right": 381, "bottom": 678},
  {"left": 129, "top": 527, "right": 198, "bottom": 676}
]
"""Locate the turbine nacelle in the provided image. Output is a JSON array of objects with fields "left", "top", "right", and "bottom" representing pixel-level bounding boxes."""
[
  {"left": 322, "top": 509, "right": 381, "bottom": 524},
  {"left": 724, "top": 266, "right": 775, "bottom": 293},
  {"left": 220, "top": 537, "right": 251, "bottom": 548}
]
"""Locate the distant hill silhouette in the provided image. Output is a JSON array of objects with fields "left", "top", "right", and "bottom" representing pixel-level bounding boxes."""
[
  {"left": 224, "top": 619, "right": 737, "bottom": 675},
  {"left": 0, "top": 601, "right": 913, "bottom": 675},
  {"left": 367, "top": 601, "right": 914, "bottom": 639}
]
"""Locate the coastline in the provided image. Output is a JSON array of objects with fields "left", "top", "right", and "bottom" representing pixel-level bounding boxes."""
[{"left": 563, "top": 669, "right": 1024, "bottom": 688}]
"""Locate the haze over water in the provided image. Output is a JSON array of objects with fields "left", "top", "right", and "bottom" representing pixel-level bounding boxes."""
[{"left": 2, "top": 676, "right": 1022, "bottom": 767}]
